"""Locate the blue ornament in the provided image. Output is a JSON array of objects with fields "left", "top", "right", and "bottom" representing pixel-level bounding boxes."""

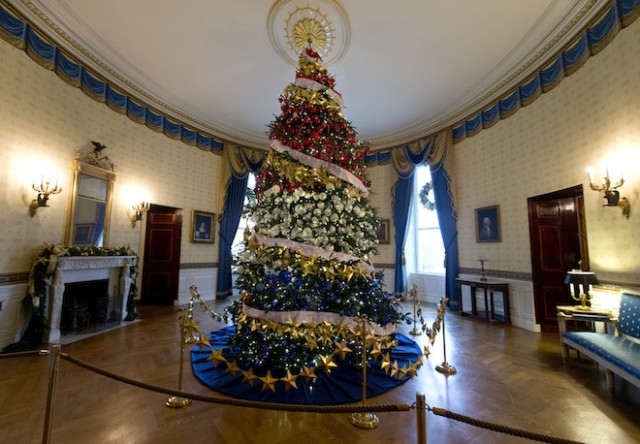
[{"left": 278, "top": 270, "right": 292, "bottom": 283}]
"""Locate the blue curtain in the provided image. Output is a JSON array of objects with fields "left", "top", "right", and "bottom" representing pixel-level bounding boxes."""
[
  {"left": 389, "top": 129, "right": 460, "bottom": 308},
  {"left": 216, "top": 173, "right": 250, "bottom": 299},
  {"left": 431, "top": 163, "right": 460, "bottom": 309},
  {"left": 216, "top": 146, "right": 265, "bottom": 299},
  {"left": 392, "top": 176, "right": 414, "bottom": 296}
]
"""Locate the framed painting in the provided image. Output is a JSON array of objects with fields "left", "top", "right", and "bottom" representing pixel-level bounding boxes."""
[
  {"left": 475, "top": 205, "right": 501, "bottom": 242},
  {"left": 191, "top": 210, "right": 215, "bottom": 244},
  {"left": 376, "top": 218, "right": 391, "bottom": 244}
]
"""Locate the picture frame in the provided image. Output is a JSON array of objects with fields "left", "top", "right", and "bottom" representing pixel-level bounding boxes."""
[
  {"left": 475, "top": 205, "right": 501, "bottom": 242},
  {"left": 191, "top": 210, "right": 215, "bottom": 244},
  {"left": 376, "top": 218, "right": 391, "bottom": 244}
]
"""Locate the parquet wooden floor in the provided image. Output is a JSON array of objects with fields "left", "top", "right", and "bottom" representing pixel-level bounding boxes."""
[{"left": 1, "top": 300, "right": 638, "bottom": 443}]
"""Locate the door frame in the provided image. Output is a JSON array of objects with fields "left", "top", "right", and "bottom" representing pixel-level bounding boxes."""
[
  {"left": 528, "top": 185, "right": 590, "bottom": 330},
  {"left": 140, "top": 204, "right": 183, "bottom": 305}
]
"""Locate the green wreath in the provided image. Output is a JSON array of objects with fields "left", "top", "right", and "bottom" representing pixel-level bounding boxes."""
[{"left": 419, "top": 182, "right": 436, "bottom": 210}]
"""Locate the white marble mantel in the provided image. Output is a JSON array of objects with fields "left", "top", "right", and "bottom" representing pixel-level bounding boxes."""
[{"left": 47, "top": 256, "right": 136, "bottom": 343}]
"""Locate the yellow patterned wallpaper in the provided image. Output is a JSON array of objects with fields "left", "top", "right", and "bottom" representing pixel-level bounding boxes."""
[
  {"left": 0, "top": 38, "right": 223, "bottom": 274},
  {"left": 453, "top": 22, "right": 640, "bottom": 285},
  {"left": 367, "top": 162, "right": 396, "bottom": 266},
  {"left": 1, "top": 17, "right": 638, "bottom": 289}
]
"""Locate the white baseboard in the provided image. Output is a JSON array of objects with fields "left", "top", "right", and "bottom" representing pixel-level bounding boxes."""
[
  {"left": 409, "top": 272, "right": 446, "bottom": 303},
  {"left": 178, "top": 268, "right": 217, "bottom": 305},
  {"left": 0, "top": 283, "right": 29, "bottom": 350}
]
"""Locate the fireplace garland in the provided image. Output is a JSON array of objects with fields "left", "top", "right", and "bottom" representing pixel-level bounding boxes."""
[{"left": 1, "top": 243, "right": 138, "bottom": 352}]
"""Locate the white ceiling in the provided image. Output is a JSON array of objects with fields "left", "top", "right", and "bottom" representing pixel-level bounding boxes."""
[{"left": 11, "top": 0, "right": 606, "bottom": 149}]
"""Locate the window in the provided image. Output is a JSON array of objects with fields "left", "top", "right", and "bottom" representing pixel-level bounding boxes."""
[
  {"left": 413, "top": 165, "right": 445, "bottom": 273},
  {"left": 231, "top": 173, "right": 256, "bottom": 256}
]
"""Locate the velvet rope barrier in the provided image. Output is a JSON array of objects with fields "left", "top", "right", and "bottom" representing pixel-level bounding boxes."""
[
  {"left": 61, "top": 352, "right": 411, "bottom": 413},
  {"left": 0, "top": 349, "right": 50, "bottom": 358},
  {"left": 428, "top": 406, "right": 585, "bottom": 444},
  {"left": 3, "top": 349, "right": 591, "bottom": 443}
]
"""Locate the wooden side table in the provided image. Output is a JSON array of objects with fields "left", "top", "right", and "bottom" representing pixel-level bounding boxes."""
[{"left": 456, "top": 278, "right": 510, "bottom": 324}]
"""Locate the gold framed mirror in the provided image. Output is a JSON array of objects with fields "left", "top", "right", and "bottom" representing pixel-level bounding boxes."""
[{"left": 65, "top": 159, "right": 116, "bottom": 247}]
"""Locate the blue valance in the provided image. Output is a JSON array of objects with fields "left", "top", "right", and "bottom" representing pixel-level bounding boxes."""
[
  {"left": 452, "top": 0, "right": 639, "bottom": 143},
  {"left": 0, "top": 3, "right": 224, "bottom": 153},
  {"left": 0, "top": 4, "right": 25, "bottom": 43},
  {"left": 499, "top": 90, "right": 521, "bottom": 119},
  {"left": 618, "top": 0, "right": 640, "bottom": 25},
  {"left": 26, "top": 28, "right": 55, "bottom": 68},
  {"left": 1, "top": 0, "right": 637, "bottom": 153},
  {"left": 365, "top": 150, "right": 392, "bottom": 166},
  {"left": 146, "top": 109, "right": 163, "bottom": 130},
  {"left": 163, "top": 119, "right": 181, "bottom": 139},
  {"left": 106, "top": 86, "right": 127, "bottom": 111},
  {"left": 562, "top": 34, "right": 589, "bottom": 76},
  {"left": 127, "top": 100, "right": 146, "bottom": 123},
  {"left": 519, "top": 75, "right": 541, "bottom": 106},
  {"left": 465, "top": 114, "right": 483, "bottom": 137},
  {"left": 81, "top": 70, "right": 107, "bottom": 100},
  {"left": 481, "top": 103, "right": 500, "bottom": 129}
]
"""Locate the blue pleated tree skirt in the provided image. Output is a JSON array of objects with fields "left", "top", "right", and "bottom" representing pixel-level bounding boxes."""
[{"left": 191, "top": 326, "right": 422, "bottom": 405}]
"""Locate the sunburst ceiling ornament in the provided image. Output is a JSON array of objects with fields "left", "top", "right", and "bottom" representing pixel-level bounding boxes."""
[
  {"left": 267, "top": 0, "right": 350, "bottom": 66},
  {"left": 292, "top": 15, "right": 330, "bottom": 53}
]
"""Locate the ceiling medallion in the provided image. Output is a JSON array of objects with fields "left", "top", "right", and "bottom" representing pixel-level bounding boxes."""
[
  {"left": 291, "top": 14, "right": 331, "bottom": 54},
  {"left": 267, "top": 0, "right": 351, "bottom": 66}
]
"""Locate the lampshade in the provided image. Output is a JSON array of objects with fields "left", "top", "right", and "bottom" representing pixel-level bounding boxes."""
[{"left": 564, "top": 271, "right": 600, "bottom": 286}]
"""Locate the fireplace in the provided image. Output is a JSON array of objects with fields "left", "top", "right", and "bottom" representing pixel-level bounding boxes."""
[
  {"left": 61, "top": 279, "right": 118, "bottom": 335},
  {"left": 46, "top": 255, "right": 136, "bottom": 343}
]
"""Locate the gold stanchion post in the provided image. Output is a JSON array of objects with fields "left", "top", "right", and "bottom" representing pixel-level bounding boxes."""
[
  {"left": 350, "top": 317, "right": 379, "bottom": 429},
  {"left": 43, "top": 345, "right": 61, "bottom": 444},
  {"left": 416, "top": 393, "right": 427, "bottom": 444},
  {"left": 409, "top": 283, "right": 422, "bottom": 336},
  {"left": 435, "top": 310, "right": 456, "bottom": 375},
  {"left": 166, "top": 300, "right": 197, "bottom": 408}
]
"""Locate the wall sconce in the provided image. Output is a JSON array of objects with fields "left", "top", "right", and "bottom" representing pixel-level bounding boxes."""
[
  {"left": 587, "top": 167, "right": 630, "bottom": 218},
  {"left": 131, "top": 201, "right": 150, "bottom": 228},
  {"left": 564, "top": 270, "right": 600, "bottom": 311},
  {"left": 29, "top": 176, "right": 62, "bottom": 217}
]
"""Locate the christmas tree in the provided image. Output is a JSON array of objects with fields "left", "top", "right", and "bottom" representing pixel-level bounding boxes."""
[{"left": 196, "top": 49, "right": 419, "bottom": 397}]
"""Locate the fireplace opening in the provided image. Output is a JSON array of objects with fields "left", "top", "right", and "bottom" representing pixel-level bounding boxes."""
[{"left": 61, "top": 279, "right": 120, "bottom": 335}]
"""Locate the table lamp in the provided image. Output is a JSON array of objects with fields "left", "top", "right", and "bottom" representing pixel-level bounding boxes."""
[{"left": 564, "top": 270, "right": 600, "bottom": 310}]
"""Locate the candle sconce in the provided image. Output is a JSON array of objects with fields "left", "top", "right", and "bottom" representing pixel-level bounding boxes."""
[
  {"left": 29, "top": 176, "right": 62, "bottom": 217},
  {"left": 587, "top": 167, "right": 630, "bottom": 218},
  {"left": 130, "top": 201, "right": 150, "bottom": 228}
]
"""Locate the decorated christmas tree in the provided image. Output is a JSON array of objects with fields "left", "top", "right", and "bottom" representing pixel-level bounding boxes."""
[{"left": 192, "top": 48, "right": 422, "bottom": 400}]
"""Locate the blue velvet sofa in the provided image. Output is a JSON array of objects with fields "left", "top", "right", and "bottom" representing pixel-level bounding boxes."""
[{"left": 561, "top": 291, "right": 640, "bottom": 395}]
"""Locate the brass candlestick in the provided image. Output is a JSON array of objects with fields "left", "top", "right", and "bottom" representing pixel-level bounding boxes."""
[{"left": 478, "top": 257, "right": 488, "bottom": 281}]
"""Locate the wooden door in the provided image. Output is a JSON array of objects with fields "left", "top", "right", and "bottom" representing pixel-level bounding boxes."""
[
  {"left": 528, "top": 185, "right": 588, "bottom": 332},
  {"left": 141, "top": 204, "right": 182, "bottom": 305}
]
